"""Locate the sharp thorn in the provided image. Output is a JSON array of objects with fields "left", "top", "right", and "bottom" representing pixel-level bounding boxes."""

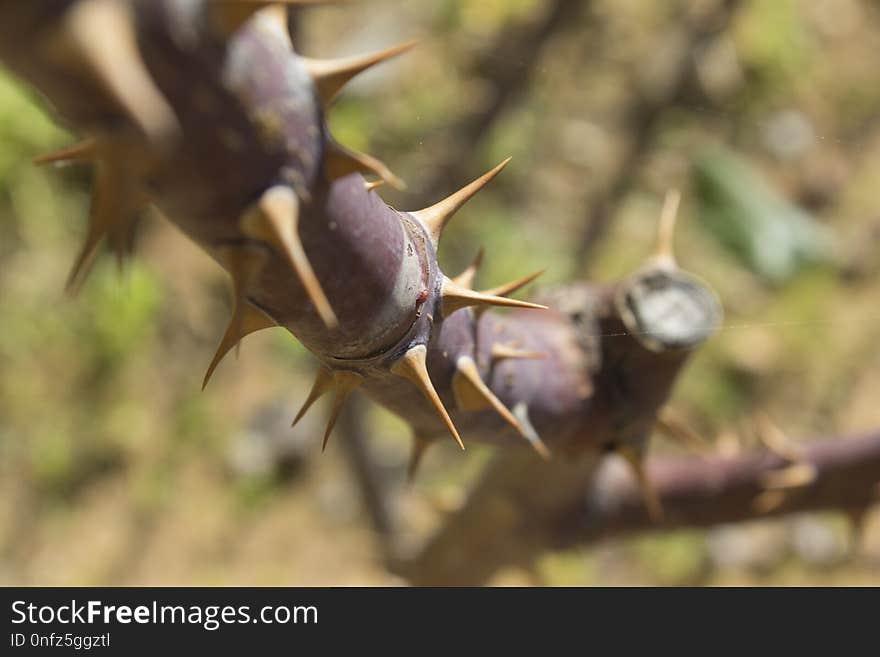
[
  {"left": 451, "top": 246, "right": 484, "bottom": 289},
  {"left": 242, "top": 186, "right": 338, "bottom": 328},
  {"left": 292, "top": 367, "right": 334, "bottom": 427},
  {"left": 107, "top": 188, "right": 149, "bottom": 274},
  {"left": 472, "top": 269, "right": 545, "bottom": 319},
  {"left": 321, "top": 371, "right": 363, "bottom": 452},
  {"left": 65, "top": 166, "right": 111, "bottom": 294},
  {"left": 441, "top": 276, "right": 547, "bottom": 317},
  {"left": 490, "top": 343, "right": 547, "bottom": 363},
  {"left": 452, "top": 356, "right": 550, "bottom": 459},
  {"left": 391, "top": 345, "right": 464, "bottom": 450},
  {"left": 482, "top": 269, "right": 545, "bottom": 299},
  {"left": 65, "top": 228, "right": 104, "bottom": 295},
  {"left": 325, "top": 140, "right": 405, "bottom": 190},
  {"left": 512, "top": 402, "right": 551, "bottom": 460},
  {"left": 653, "top": 188, "right": 680, "bottom": 266},
  {"left": 655, "top": 408, "right": 709, "bottom": 454},
  {"left": 753, "top": 412, "right": 803, "bottom": 463},
  {"left": 619, "top": 446, "right": 664, "bottom": 523},
  {"left": 33, "top": 138, "right": 97, "bottom": 166},
  {"left": 303, "top": 40, "right": 417, "bottom": 106},
  {"left": 202, "top": 302, "right": 276, "bottom": 389},
  {"left": 451, "top": 356, "right": 495, "bottom": 411},
  {"left": 202, "top": 246, "right": 276, "bottom": 389},
  {"left": 410, "top": 158, "right": 511, "bottom": 246},
  {"left": 62, "top": 0, "right": 178, "bottom": 143},
  {"left": 758, "top": 462, "right": 818, "bottom": 491},
  {"left": 65, "top": 157, "right": 137, "bottom": 294},
  {"left": 364, "top": 179, "right": 385, "bottom": 192},
  {"left": 46, "top": 139, "right": 144, "bottom": 290}
]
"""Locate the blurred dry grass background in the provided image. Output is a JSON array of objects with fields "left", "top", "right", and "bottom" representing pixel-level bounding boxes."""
[{"left": 1, "top": 0, "right": 879, "bottom": 585}]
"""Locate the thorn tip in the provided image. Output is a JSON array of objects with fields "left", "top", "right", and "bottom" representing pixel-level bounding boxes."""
[
  {"left": 321, "top": 370, "right": 362, "bottom": 451},
  {"left": 410, "top": 158, "right": 511, "bottom": 245},
  {"left": 392, "top": 345, "right": 464, "bottom": 450},
  {"left": 619, "top": 446, "right": 664, "bottom": 523},
  {"left": 292, "top": 367, "right": 333, "bottom": 427},
  {"left": 453, "top": 356, "right": 549, "bottom": 458},
  {"left": 304, "top": 40, "right": 417, "bottom": 106},
  {"left": 441, "top": 276, "right": 546, "bottom": 317}
]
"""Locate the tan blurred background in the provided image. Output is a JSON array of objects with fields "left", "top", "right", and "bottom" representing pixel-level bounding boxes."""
[{"left": 1, "top": 0, "right": 879, "bottom": 585}]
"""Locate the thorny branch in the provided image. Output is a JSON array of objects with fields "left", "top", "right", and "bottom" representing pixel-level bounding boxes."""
[
  {"left": 1, "top": 0, "right": 657, "bottom": 490},
  {"left": 554, "top": 429, "right": 880, "bottom": 549},
  {"left": 337, "top": 0, "right": 589, "bottom": 529},
  {"left": 0, "top": 0, "right": 876, "bottom": 587},
  {"left": 394, "top": 429, "right": 880, "bottom": 585}
]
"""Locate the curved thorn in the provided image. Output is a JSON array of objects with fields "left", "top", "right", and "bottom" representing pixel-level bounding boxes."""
[
  {"left": 303, "top": 40, "right": 417, "bottom": 106},
  {"left": 292, "top": 367, "right": 334, "bottom": 427},
  {"left": 243, "top": 186, "right": 338, "bottom": 328},
  {"left": 391, "top": 345, "right": 464, "bottom": 450},
  {"left": 364, "top": 179, "right": 385, "bottom": 192},
  {"left": 512, "top": 402, "right": 551, "bottom": 460},
  {"left": 325, "top": 140, "right": 405, "bottom": 190},
  {"left": 619, "top": 446, "right": 664, "bottom": 523},
  {"left": 202, "top": 246, "right": 275, "bottom": 389},
  {"left": 322, "top": 371, "right": 363, "bottom": 452},
  {"left": 441, "top": 276, "right": 547, "bottom": 317},
  {"left": 410, "top": 157, "right": 511, "bottom": 246}
]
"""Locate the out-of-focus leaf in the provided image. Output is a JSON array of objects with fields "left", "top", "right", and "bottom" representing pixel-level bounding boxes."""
[{"left": 693, "top": 148, "right": 835, "bottom": 283}]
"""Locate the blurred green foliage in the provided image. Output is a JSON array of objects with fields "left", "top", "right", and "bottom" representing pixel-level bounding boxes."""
[{"left": 694, "top": 148, "right": 835, "bottom": 282}]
